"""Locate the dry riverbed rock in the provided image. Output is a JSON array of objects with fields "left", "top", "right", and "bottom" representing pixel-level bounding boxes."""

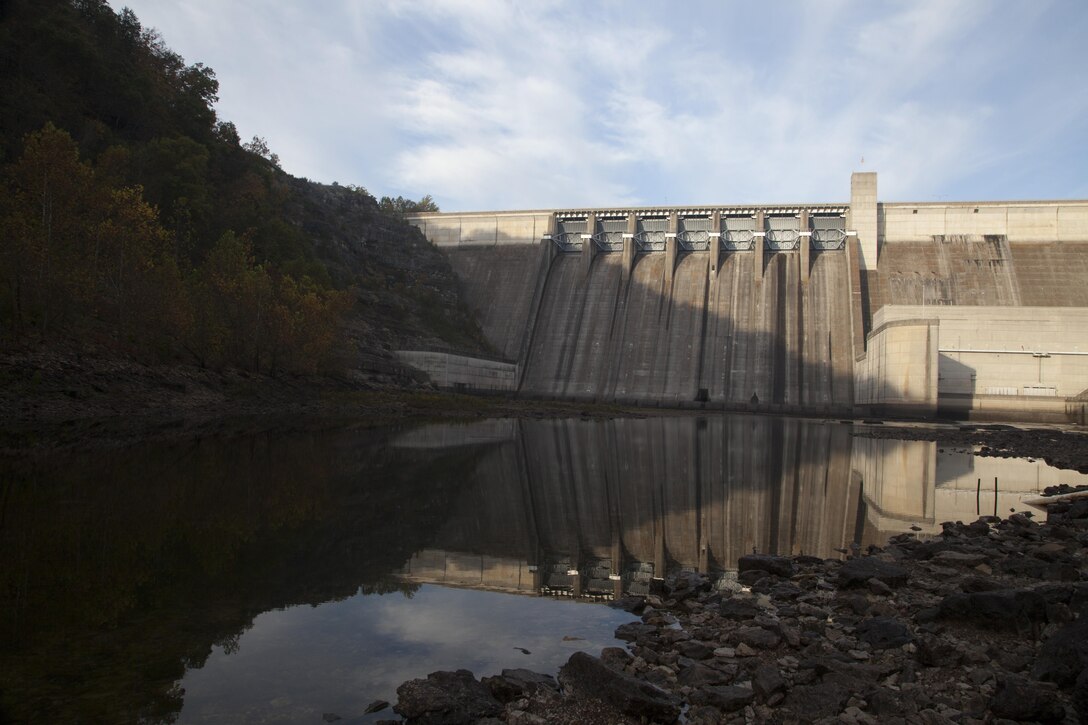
[{"left": 390, "top": 488, "right": 1088, "bottom": 724}]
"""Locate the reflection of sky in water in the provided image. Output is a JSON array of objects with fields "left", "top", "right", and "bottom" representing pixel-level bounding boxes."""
[{"left": 178, "top": 584, "right": 636, "bottom": 724}]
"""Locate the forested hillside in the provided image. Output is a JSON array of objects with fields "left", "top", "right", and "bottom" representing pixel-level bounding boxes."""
[{"left": 0, "top": 0, "right": 489, "bottom": 383}]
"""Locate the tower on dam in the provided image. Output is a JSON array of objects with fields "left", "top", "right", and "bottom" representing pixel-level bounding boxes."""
[{"left": 403, "top": 173, "right": 1088, "bottom": 424}]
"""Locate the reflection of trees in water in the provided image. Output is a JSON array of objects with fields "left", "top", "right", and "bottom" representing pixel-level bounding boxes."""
[{"left": 0, "top": 428, "right": 489, "bottom": 724}]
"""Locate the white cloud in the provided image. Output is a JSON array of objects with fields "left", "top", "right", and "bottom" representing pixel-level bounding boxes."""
[{"left": 118, "top": 0, "right": 1088, "bottom": 207}]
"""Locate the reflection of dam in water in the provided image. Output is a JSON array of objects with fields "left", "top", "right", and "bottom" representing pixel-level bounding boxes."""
[
  {"left": 854, "top": 436, "right": 1088, "bottom": 537},
  {"left": 393, "top": 417, "right": 1088, "bottom": 596}
]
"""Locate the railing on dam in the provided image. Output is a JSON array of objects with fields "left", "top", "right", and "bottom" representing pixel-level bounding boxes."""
[{"left": 545, "top": 208, "right": 848, "bottom": 253}]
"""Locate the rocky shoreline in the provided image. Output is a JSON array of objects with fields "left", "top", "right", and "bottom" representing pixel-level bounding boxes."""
[{"left": 383, "top": 489, "right": 1088, "bottom": 725}]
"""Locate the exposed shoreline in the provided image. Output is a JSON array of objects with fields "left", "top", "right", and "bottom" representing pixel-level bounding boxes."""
[
  {"left": 386, "top": 493, "right": 1088, "bottom": 725},
  {"left": 3, "top": 346, "right": 1088, "bottom": 467}
]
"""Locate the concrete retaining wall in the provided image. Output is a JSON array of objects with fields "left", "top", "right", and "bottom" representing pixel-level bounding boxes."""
[
  {"left": 394, "top": 351, "right": 517, "bottom": 392},
  {"left": 856, "top": 306, "right": 1088, "bottom": 421}
]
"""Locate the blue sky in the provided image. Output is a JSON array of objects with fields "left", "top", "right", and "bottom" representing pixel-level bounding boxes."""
[{"left": 119, "top": 0, "right": 1088, "bottom": 210}]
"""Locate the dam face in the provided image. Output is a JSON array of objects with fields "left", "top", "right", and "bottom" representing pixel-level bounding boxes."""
[{"left": 407, "top": 174, "right": 1088, "bottom": 422}]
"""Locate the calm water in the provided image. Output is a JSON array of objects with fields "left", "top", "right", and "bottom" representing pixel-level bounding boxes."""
[{"left": 1, "top": 415, "right": 1084, "bottom": 723}]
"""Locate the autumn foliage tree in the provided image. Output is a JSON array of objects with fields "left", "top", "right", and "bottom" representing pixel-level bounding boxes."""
[
  {"left": 0, "top": 125, "right": 350, "bottom": 373},
  {"left": 0, "top": 123, "right": 188, "bottom": 348},
  {"left": 186, "top": 231, "right": 351, "bottom": 374}
]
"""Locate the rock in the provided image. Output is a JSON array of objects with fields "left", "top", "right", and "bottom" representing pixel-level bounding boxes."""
[
  {"left": 1073, "top": 668, "right": 1088, "bottom": 725},
  {"left": 609, "top": 595, "right": 646, "bottom": 614},
  {"left": 989, "top": 676, "right": 1065, "bottom": 723},
  {"left": 615, "top": 621, "right": 657, "bottom": 643},
  {"left": 734, "top": 626, "right": 781, "bottom": 650},
  {"left": 1000, "top": 556, "right": 1059, "bottom": 580},
  {"left": 665, "top": 570, "right": 710, "bottom": 600},
  {"left": 868, "top": 577, "right": 894, "bottom": 595},
  {"left": 1033, "top": 615, "right": 1088, "bottom": 686},
  {"left": 735, "top": 642, "right": 759, "bottom": 657},
  {"left": 933, "top": 550, "right": 989, "bottom": 566},
  {"left": 937, "top": 589, "right": 1048, "bottom": 629},
  {"left": 675, "top": 640, "right": 714, "bottom": 660},
  {"left": 599, "top": 646, "right": 632, "bottom": 671},
  {"left": 839, "top": 558, "right": 910, "bottom": 589},
  {"left": 719, "top": 597, "right": 762, "bottom": 621},
  {"left": 961, "top": 576, "right": 1004, "bottom": 593},
  {"left": 783, "top": 680, "right": 851, "bottom": 720},
  {"left": 394, "top": 669, "right": 502, "bottom": 725},
  {"left": 916, "top": 635, "right": 963, "bottom": 667},
  {"left": 689, "top": 685, "right": 755, "bottom": 712},
  {"left": 363, "top": 700, "right": 389, "bottom": 714},
  {"left": 836, "top": 593, "right": 872, "bottom": 615},
  {"left": 482, "top": 669, "right": 558, "bottom": 703},
  {"left": 558, "top": 651, "right": 680, "bottom": 722},
  {"left": 678, "top": 662, "right": 731, "bottom": 687},
  {"left": 322, "top": 714, "right": 342, "bottom": 723},
  {"left": 856, "top": 617, "right": 914, "bottom": 650},
  {"left": 738, "top": 554, "right": 795, "bottom": 578},
  {"left": 752, "top": 664, "right": 787, "bottom": 701}
]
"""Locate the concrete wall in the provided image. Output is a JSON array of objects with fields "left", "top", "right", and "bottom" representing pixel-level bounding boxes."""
[
  {"left": 407, "top": 211, "right": 553, "bottom": 362},
  {"left": 394, "top": 351, "right": 517, "bottom": 392},
  {"left": 880, "top": 201, "right": 1088, "bottom": 243},
  {"left": 854, "top": 314, "right": 939, "bottom": 417},
  {"left": 518, "top": 247, "right": 855, "bottom": 412},
  {"left": 407, "top": 211, "right": 553, "bottom": 248},
  {"left": 858, "top": 306, "right": 1088, "bottom": 421}
]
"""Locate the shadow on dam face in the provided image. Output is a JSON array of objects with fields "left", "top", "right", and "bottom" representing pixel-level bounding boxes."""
[
  {"left": 444, "top": 233, "right": 858, "bottom": 414},
  {"left": 442, "top": 230, "right": 1088, "bottom": 416}
]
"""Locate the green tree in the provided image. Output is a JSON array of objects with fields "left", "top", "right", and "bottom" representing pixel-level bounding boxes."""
[{"left": 378, "top": 194, "right": 439, "bottom": 216}]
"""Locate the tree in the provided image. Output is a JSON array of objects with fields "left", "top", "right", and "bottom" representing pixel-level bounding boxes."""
[
  {"left": 0, "top": 124, "right": 187, "bottom": 349},
  {"left": 378, "top": 194, "right": 439, "bottom": 216}
]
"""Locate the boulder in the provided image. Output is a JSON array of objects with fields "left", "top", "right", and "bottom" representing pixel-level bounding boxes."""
[
  {"left": 677, "top": 663, "right": 730, "bottom": 687},
  {"left": 752, "top": 664, "right": 787, "bottom": 701},
  {"left": 558, "top": 651, "right": 680, "bottom": 722},
  {"left": 734, "top": 626, "right": 781, "bottom": 650},
  {"left": 482, "top": 669, "right": 557, "bottom": 703},
  {"left": 394, "top": 669, "right": 502, "bottom": 725},
  {"left": 838, "top": 558, "right": 910, "bottom": 589},
  {"left": 856, "top": 617, "right": 914, "bottom": 650},
  {"left": 675, "top": 640, "right": 714, "bottom": 660},
  {"left": 937, "top": 589, "right": 1048, "bottom": 629},
  {"left": 1033, "top": 615, "right": 1088, "bottom": 686},
  {"left": 719, "top": 597, "right": 762, "bottom": 621},
  {"left": 990, "top": 676, "right": 1065, "bottom": 723},
  {"left": 783, "top": 680, "right": 852, "bottom": 720},
  {"left": 615, "top": 621, "right": 658, "bottom": 643},
  {"left": 689, "top": 685, "right": 754, "bottom": 713}
]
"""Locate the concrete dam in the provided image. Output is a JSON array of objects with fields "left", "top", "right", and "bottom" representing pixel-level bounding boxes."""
[{"left": 406, "top": 173, "right": 1088, "bottom": 422}]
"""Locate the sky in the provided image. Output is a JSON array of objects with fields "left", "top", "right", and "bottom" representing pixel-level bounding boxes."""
[{"left": 118, "top": 0, "right": 1088, "bottom": 211}]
